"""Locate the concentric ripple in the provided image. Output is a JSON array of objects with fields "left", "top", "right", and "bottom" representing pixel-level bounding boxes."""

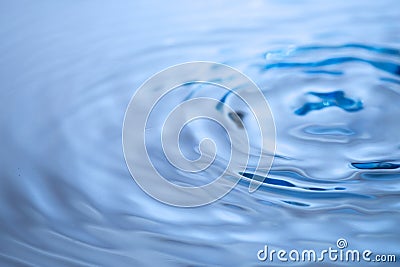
[{"left": 1, "top": 0, "right": 400, "bottom": 266}]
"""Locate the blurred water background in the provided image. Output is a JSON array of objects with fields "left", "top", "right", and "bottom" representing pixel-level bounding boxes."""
[{"left": 0, "top": 0, "right": 399, "bottom": 266}]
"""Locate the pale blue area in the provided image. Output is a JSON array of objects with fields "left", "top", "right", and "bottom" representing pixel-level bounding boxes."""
[{"left": 0, "top": 0, "right": 399, "bottom": 266}]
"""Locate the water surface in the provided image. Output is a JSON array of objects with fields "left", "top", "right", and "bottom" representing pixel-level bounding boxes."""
[{"left": 0, "top": 0, "right": 399, "bottom": 266}]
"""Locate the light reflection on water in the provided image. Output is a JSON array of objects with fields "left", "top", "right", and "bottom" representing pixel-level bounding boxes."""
[{"left": 0, "top": 0, "right": 399, "bottom": 266}]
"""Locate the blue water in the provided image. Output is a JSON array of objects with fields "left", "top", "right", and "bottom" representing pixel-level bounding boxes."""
[{"left": 1, "top": 0, "right": 400, "bottom": 266}]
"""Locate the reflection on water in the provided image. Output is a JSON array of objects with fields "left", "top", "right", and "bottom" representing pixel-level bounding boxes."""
[{"left": 0, "top": 0, "right": 399, "bottom": 266}]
